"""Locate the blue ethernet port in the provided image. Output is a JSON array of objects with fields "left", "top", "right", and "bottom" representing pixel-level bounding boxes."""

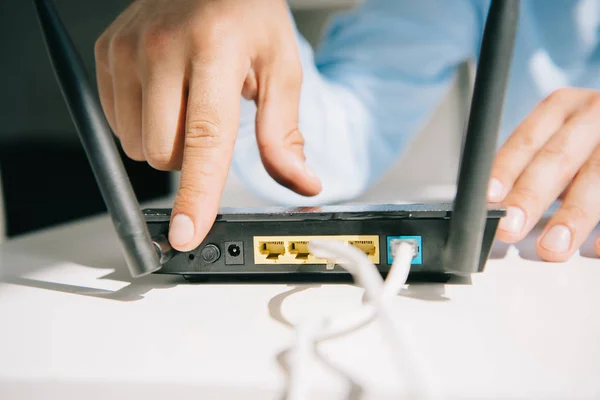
[{"left": 387, "top": 236, "right": 422, "bottom": 265}]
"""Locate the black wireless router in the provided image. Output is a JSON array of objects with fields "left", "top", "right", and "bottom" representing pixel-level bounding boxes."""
[{"left": 33, "top": 0, "right": 519, "bottom": 281}]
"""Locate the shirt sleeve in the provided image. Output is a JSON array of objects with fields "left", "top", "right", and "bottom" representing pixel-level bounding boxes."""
[{"left": 231, "top": 0, "right": 487, "bottom": 205}]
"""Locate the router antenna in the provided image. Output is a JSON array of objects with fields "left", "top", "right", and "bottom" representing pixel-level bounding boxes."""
[
  {"left": 33, "top": 0, "right": 161, "bottom": 277},
  {"left": 444, "top": 0, "right": 520, "bottom": 275}
]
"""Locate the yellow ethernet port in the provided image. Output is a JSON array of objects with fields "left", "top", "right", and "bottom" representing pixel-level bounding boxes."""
[
  {"left": 259, "top": 241, "right": 285, "bottom": 260},
  {"left": 253, "top": 235, "right": 380, "bottom": 265},
  {"left": 348, "top": 240, "right": 377, "bottom": 257},
  {"left": 288, "top": 241, "right": 310, "bottom": 260}
]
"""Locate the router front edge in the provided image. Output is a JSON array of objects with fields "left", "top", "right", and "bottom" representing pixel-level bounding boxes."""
[{"left": 143, "top": 203, "right": 505, "bottom": 281}]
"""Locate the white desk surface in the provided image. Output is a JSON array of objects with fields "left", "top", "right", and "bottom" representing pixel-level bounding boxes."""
[{"left": 0, "top": 197, "right": 599, "bottom": 399}]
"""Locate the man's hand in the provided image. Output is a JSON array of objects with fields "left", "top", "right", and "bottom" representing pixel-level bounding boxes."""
[
  {"left": 94, "top": 0, "right": 322, "bottom": 251},
  {"left": 489, "top": 87, "right": 600, "bottom": 261}
]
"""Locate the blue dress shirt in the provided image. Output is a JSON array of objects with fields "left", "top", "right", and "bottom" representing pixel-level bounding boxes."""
[{"left": 232, "top": 0, "right": 600, "bottom": 205}]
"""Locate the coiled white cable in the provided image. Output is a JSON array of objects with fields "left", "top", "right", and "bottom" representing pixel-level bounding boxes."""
[{"left": 286, "top": 240, "right": 421, "bottom": 400}]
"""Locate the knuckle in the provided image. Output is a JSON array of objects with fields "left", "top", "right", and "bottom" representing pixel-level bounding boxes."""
[
  {"left": 146, "top": 149, "right": 177, "bottom": 171},
  {"left": 257, "top": 139, "right": 274, "bottom": 154},
  {"left": 586, "top": 94, "right": 600, "bottom": 111},
  {"left": 121, "top": 142, "right": 145, "bottom": 162},
  {"left": 560, "top": 203, "right": 590, "bottom": 222},
  {"left": 141, "top": 24, "right": 174, "bottom": 61},
  {"left": 545, "top": 87, "right": 571, "bottom": 105},
  {"left": 538, "top": 144, "right": 571, "bottom": 166},
  {"left": 258, "top": 128, "right": 304, "bottom": 155},
  {"left": 510, "top": 131, "right": 538, "bottom": 153},
  {"left": 94, "top": 35, "right": 110, "bottom": 67},
  {"left": 175, "top": 184, "right": 210, "bottom": 209},
  {"left": 190, "top": 16, "right": 232, "bottom": 50},
  {"left": 510, "top": 186, "right": 542, "bottom": 209},
  {"left": 490, "top": 163, "right": 514, "bottom": 186},
  {"left": 110, "top": 31, "right": 136, "bottom": 61},
  {"left": 185, "top": 120, "right": 223, "bottom": 149},
  {"left": 282, "top": 128, "right": 305, "bottom": 148}
]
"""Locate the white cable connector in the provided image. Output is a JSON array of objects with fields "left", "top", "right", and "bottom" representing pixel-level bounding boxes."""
[{"left": 285, "top": 239, "right": 418, "bottom": 400}]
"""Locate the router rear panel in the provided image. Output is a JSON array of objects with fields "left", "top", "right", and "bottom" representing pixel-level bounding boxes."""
[{"left": 144, "top": 204, "right": 503, "bottom": 279}]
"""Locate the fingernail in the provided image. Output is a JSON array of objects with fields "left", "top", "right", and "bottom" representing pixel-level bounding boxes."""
[
  {"left": 499, "top": 206, "right": 525, "bottom": 233},
  {"left": 169, "top": 214, "right": 195, "bottom": 247},
  {"left": 488, "top": 178, "right": 506, "bottom": 201},
  {"left": 540, "top": 225, "right": 572, "bottom": 253}
]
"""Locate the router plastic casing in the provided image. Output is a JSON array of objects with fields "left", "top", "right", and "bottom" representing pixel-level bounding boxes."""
[{"left": 144, "top": 204, "right": 505, "bottom": 280}]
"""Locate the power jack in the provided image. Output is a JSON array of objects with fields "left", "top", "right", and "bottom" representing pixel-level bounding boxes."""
[
  {"left": 228, "top": 244, "right": 241, "bottom": 257},
  {"left": 224, "top": 241, "right": 244, "bottom": 265}
]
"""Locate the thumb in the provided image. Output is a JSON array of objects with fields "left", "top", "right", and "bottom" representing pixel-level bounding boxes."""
[{"left": 255, "top": 65, "right": 322, "bottom": 197}]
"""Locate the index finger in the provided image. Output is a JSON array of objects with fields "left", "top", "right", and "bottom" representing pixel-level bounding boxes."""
[{"left": 168, "top": 56, "right": 247, "bottom": 251}]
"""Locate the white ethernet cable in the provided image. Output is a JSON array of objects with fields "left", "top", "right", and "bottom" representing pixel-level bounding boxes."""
[{"left": 286, "top": 239, "right": 428, "bottom": 400}]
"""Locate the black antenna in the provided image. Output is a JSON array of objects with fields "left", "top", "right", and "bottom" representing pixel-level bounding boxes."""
[
  {"left": 444, "top": 0, "right": 520, "bottom": 275},
  {"left": 33, "top": 0, "right": 161, "bottom": 277}
]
